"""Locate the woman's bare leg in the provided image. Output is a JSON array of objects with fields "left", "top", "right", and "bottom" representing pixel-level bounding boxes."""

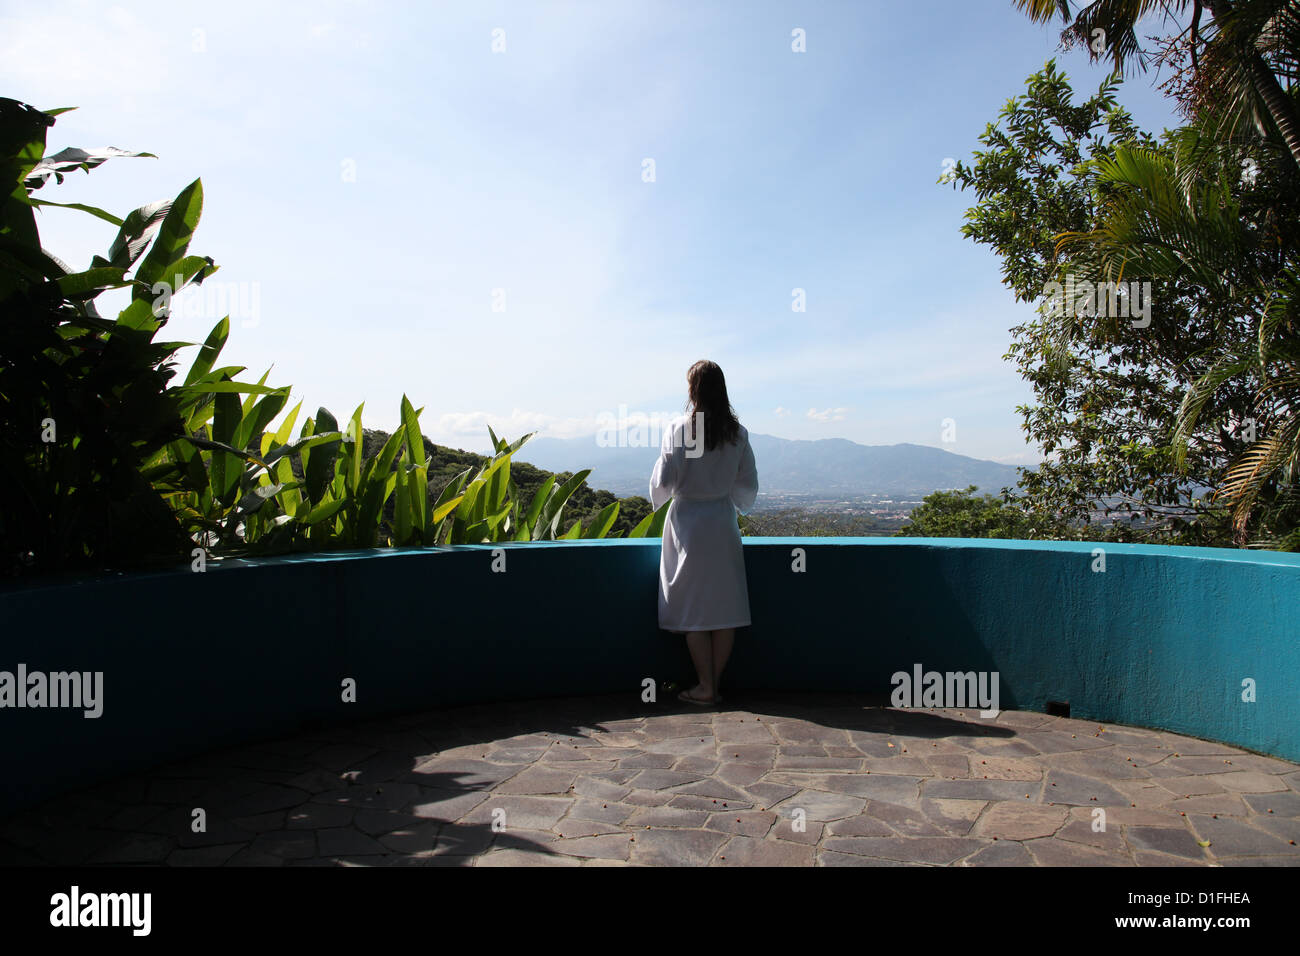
[
  {"left": 685, "top": 631, "right": 715, "bottom": 700},
  {"left": 711, "top": 628, "right": 735, "bottom": 699}
]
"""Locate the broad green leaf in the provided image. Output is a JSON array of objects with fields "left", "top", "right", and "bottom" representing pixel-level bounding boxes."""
[
  {"left": 484, "top": 499, "right": 513, "bottom": 536},
  {"left": 356, "top": 425, "right": 406, "bottom": 539},
  {"left": 210, "top": 386, "right": 243, "bottom": 506},
  {"left": 235, "top": 483, "right": 283, "bottom": 515},
  {"left": 522, "top": 475, "right": 555, "bottom": 539},
  {"left": 180, "top": 434, "right": 268, "bottom": 465},
  {"left": 134, "top": 178, "right": 202, "bottom": 297},
  {"left": 272, "top": 401, "right": 302, "bottom": 447},
  {"left": 506, "top": 431, "right": 535, "bottom": 455},
  {"left": 107, "top": 198, "right": 171, "bottom": 270},
  {"left": 393, "top": 466, "right": 413, "bottom": 544},
  {"left": 183, "top": 318, "right": 229, "bottom": 386},
  {"left": 583, "top": 501, "right": 619, "bottom": 538},
  {"left": 434, "top": 468, "right": 471, "bottom": 508},
  {"left": 359, "top": 424, "right": 405, "bottom": 490},
  {"left": 274, "top": 455, "right": 301, "bottom": 517},
  {"left": 304, "top": 497, "right": 346, "bottom": 526},
  {"left": 455, "top": 477, "right": 484, "bottom": 522},
  {"left": 401, "top": 395, "right": 426, "bottom": 465},
  {"left": 114, "top": 297, "right": 161, "bottom": 332},
  {"left": 25, "top": 145, "right": 157, "bottom": 188},
  {"left": 177, "top": 379, "right": 282, "bottom": 396},
  {"left": 211, "top": 386, "right": 241, "bottom": 446},
  {"left": 23, "top": 196, "right": 122, "bottom": 226},
  {"left": 409, "top": 463, "right": 429, "bottom": 536},
  {"left": 541, "top": 469, "right": 591, "bottom": 539},
  {"left": 234, "top": 389, "right": 290, "bottom": 454},
  {"left": 431, "top": 493, "right": 464, "bottom": 524},
  {"left": 484, "top": 453, "right": 511, "bottom": 513},
  {"left": 52, "top": 266, "right": 127, "bottom": 298},
  {"left": 240, "top": 368, "right": 271, "bottom": 417},
  {"left": 356, "top": 472, "right": 397, "bottom": 547},
  {"left": 306, "top": 408, "right": 339, "bottom": 503},
  {"left": 345, "top": 403, "right": 364, "bottom": 494},
  {"left": 629, "top": 499, "right": 670, "bottom": 538}
]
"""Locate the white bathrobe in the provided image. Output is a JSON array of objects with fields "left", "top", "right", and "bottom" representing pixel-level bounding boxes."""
[{"left": 649, "top": 416, "right": 758, "bottom": 632}]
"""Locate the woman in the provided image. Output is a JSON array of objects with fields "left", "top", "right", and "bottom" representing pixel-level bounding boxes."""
[{"left": 649, "top": 360, "right": 758, "bottom": 706}]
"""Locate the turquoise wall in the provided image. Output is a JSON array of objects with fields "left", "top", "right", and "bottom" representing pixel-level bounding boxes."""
[{"left": 1, "top": 538, "right": 1296, "bottom": 817}]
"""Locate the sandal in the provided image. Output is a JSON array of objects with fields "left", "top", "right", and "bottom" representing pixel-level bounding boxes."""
[{"left": 678, "top": 688, "right": 717, "bottom": 706}]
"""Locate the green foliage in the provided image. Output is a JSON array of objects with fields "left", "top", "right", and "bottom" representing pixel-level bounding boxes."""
[
  {"left": 996, "top": 8, "right": 1300, "bottom": 549},
  {"left": 179, "top": 405, "right": 667, "bottom": 553},
  {"left": 1014, "top": 0, "right": 1300, "bottom": 171},
  {"left": 0, "top": 99, "right": 665, "bottom": 577},
  {"left": 627, "top": 498, "right": 669, "bottom": 538},
  {"left": 949, "top": 63, "right": 1249, "bottom": 546},
  {"left": 1064, "top": 125, "right": 1300, "bottom": 547},
  {"left": 741, "top": 509, "right": 902, "bottom": 537},
  {"left": 895, "top": 486, "right": 1053, "bottom": 539},
  {"left": 0, "top": 98, "right": 261, "bottom": 575},
  {"left": 393, "top": 426, "right": 669, "bottom": 546}
]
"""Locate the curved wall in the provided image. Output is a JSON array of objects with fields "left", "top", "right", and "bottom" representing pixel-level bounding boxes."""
[{"left": 1, "top": 538, "right": 1297, "bottom": 816}]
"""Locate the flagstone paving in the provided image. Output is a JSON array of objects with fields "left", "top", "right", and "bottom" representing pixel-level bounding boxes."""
[{"left": 3, "top": 692, "right": 1298, "bottom": 866}]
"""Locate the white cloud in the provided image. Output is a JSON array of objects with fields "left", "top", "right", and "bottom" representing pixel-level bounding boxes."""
[
  {"left": 431, "top": 409, "right": 601, "bottom": 447},
  {"left": 807, "top": 407, "right": 849, "bottom": 423}
]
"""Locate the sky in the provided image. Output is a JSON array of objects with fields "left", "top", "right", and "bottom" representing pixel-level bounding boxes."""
[{"left": 1, "top": 0, "right": 1188, "bottom": 464}]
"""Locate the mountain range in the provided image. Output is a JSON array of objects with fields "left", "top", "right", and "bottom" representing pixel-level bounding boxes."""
[{"left": 515, "top": 433, "right": 1026, "bottom": 500}]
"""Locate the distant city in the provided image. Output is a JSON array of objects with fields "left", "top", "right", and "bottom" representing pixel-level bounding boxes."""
[{"left": 752, "top": 492, "right": 924, "bottom": 521}]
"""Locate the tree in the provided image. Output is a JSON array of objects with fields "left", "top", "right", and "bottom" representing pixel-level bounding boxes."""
[
  {"left": 895, "top": 486, "right": 1057, "bottom": 538},
  {"left": 0, "top": 99, "right": 221, "bottom": 574},
  {"left": 1014, "top": 1, "right": 1300, "bottom": 171},
  {"left": 1053, "top": 120, "right": 1300, "bottom": 546},
  {"left": 949, "top": 63, "right": 1245, "bottom": 545}
]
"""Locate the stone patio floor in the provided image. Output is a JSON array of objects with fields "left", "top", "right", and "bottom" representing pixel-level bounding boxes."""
[{"left": 3, "top": 692, "right": 1299, "bottom": 866}]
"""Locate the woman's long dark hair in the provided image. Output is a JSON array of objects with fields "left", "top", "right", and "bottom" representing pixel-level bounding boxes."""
[{"left": 686, "top": 360, "right": 741, "bottom": 451}]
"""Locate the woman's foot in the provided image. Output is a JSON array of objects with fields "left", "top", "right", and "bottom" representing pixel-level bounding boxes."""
[{"left": 678, "top": 685, "right": 716, "bottom": 706}]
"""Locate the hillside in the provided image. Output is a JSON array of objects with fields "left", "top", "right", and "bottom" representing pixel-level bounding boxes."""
[{"left": 517, "top": 432, "right": 1025, "bottom": 499}]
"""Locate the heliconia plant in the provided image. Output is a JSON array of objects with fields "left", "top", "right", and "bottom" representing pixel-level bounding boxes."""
[
  {"left": 208, "top": 396, "right": 672, "bottom": 554},
  {"left": 0, "top": 98, "right": 667, "bottom": 574},
  {"left": 391, "top": 422, "right": 671, "bottom": 545},
  {"left": 0, "top": 97, "right": 290, "bottom": 573},
  {"left": 144, "top": 315, "right": 343, "bottom": 554},
  {"left": 626, "top": 500, "right": 670, "bottom": 538},
  {"left": 243, "top": 401, "right": 410, "bottom": 553},
  {"left": 433, "top": 426, "right": 612, "bottom": 544}
]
